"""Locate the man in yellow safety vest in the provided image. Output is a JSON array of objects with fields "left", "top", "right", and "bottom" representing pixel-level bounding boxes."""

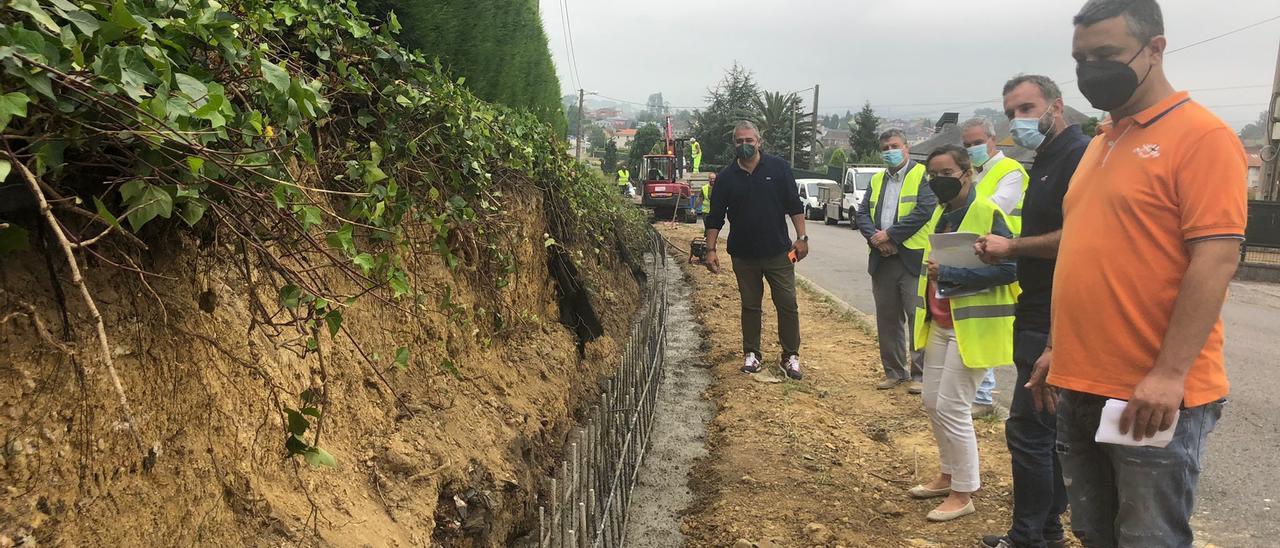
[
  {"left": 616, "top": 165, "right": 630, "bottom": 196},
  {"left": 690, "top": 138, "right": 703, "bottom": 173},
  {"left": 853, "top": 129, "right": 940, "bottom": 394},
  {"left": 959, "top": 117, "right": 1029, "bottom": 416}
]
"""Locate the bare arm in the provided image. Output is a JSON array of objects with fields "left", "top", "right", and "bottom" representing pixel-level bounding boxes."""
[
  {"left": 790, "top": 213, "right": 809, "bottom": 260},
  {"left": 1120, "top": 238, "right": 1240, "bottom": 439},
  {"left": 1008, "top": 230, "right": 1063, "bottom": 259}
]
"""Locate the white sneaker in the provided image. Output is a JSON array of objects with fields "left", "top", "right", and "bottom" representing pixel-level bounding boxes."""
[{"left": 741, "top": 352, "right": 763, "bottom": 373}]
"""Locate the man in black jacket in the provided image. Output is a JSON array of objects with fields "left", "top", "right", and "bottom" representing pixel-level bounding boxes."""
[
  {"left": 975, "top": 74, "right": 1091, "bottom": 548},
  {"left": 854, "top": 130, "right": 939, "bottom": 393},
  {"left": 703, "top": 121, "right": 809, "bottom": 381}
]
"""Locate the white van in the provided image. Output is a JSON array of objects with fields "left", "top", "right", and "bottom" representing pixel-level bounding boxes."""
[
  {"left": 797, "top": 179, "right": 837, "bottom": 220},
  {"left": 824, "top": 166, "right": 884, "bottom": 225}
]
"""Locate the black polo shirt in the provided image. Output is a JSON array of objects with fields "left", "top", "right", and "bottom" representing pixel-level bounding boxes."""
[
  {"left": 705, "top": 153, "right": 804, "bottom": 259},
  {"left": 1015, "top": 124, "right": 1091, "bottom": 333}
]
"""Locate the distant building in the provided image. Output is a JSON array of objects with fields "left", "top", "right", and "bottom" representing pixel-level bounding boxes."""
[
  {"left": 613, "top": 128, "right": 638, "bottom": 148},
  {"left": 819, "top": 128, "right": 852, "bottom": 151},
  {"left": 1247, "top": 152, "right": 1263, "bottom": 199}
]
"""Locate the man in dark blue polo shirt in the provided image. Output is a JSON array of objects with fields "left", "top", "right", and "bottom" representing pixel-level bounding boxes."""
[
  {"left": 704, "top": 121, "right": 808, "bottom": 381},
  {"left": 975, "top": 75, "right": 1091, "bottom": 548}
]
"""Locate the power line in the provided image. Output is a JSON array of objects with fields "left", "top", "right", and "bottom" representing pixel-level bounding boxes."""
[
  {"left": 1168, "top": 14, "right": 1280, "bottom": 54},
  {"left": 555, "top": 0, "right": 578, "bottom": 90},
  {"left": 561, "top": 0, "right": 583, "bottom": 88}
]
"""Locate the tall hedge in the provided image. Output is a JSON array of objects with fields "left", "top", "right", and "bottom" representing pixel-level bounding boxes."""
[{"left": 362, "top": 0, "right": 565, "bottom": 135}]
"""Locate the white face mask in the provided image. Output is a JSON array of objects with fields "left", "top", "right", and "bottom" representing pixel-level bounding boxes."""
[{"left": 1011, "top": 108, "right": 1056, "bottom": 151}]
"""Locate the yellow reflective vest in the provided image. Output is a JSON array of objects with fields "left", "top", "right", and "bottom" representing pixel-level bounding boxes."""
[
  {"left": 617, "top": 168, "right": 629, "bottom": 185},
  {"left": 868, "top": 163, "right": 935, "bottom": 251},
  {"left": 912, "top": 197, "right": 1019, "bottom": 368},
  {"left": 973, "top": 156, "right": 1028, "bottom": 235},
  {"left": 700, "top": 183, "right": 712, "bottom": 213}
]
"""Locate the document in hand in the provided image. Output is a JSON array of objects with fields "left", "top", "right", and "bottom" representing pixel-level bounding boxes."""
[
  {"left": 1094, "top": 398, "right": 1179, "bottom": 448},
  {"left": 928, "top": 232, "right": 987, "bottom": 269}
]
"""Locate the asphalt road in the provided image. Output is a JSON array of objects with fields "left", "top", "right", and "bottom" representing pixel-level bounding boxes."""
[{"left": 788, "top": 219, "right": 1278, "bottom": 547}]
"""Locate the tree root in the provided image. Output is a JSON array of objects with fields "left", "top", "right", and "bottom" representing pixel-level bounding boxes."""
[{"left": 7, "top": 149, "right": 146, "bottom": 454}]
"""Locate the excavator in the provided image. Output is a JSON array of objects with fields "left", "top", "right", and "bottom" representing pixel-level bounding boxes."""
[{"left": 640, "top": 116, "right": 697, "bottom": 223}]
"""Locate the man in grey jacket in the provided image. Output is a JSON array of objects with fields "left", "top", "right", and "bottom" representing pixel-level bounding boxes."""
[{"left": 854, "top": 130, "right": 940, "bottom": 393}]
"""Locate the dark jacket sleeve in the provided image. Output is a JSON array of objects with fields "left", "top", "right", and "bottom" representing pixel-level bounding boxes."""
[
  {"left": 704, "top": 170, "right": 730, "bottom": 231},
  {"left": 887, "top": 177, "right": 938, "bottom": 244},
  {"left": 779, "top": 160, "right": 804, "bottom": 216},
  {"left": 853, "top": 184, "right": 876, "bottom": 241},
  {"left": 938, "top": 213, "right": 1017, "bottom": 290}
]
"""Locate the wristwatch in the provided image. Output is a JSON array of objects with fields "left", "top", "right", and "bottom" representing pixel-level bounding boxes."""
[{"left": 796, "top": 235, "right": 809, "bottom": 242}]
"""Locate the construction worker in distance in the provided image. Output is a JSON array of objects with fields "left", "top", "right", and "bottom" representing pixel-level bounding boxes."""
[
  {"left": 696, "top": 173, "right": 717, "bottom": 218},
  {"left": 616, "top": 164, "right": 630, "bottom": 196},
  {"left": 959, "top": 117, "right": 1029, "bottom": 420},
  {"left": 691, "top": 137, "right": 703, "bottom": 172}
]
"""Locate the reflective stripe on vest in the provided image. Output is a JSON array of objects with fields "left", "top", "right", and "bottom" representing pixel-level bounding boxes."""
[
  {"left": 912, "top": 197, "right": 1019, "bottom": 368},
  {"left": 868, "top": 163, "right": 935, "bottom": 250},
  {"left": 973, "top": 157, "right": 1028, "bottom": 235}
]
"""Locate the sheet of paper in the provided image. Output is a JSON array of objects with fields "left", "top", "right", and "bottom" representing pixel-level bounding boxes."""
[
  {"left": 1094, "top": 398, "right": 1178, "bottom": 448},
  {"left": 928, "top": 232, "right": 987, "bottom": 269}
]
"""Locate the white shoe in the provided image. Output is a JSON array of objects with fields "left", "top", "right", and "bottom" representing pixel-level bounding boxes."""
[
  {"left": 741, "top": 352, "right": 763, "bottom": 374},
  {"left": 926, "top": 500, "right": 975, "bottom": 522},
  {"left": 908, "top": 484, "right": 951, "bottom": 499}
]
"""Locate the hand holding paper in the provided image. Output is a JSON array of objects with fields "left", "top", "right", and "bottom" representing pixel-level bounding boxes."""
[{"left": 1095, "top": 399, "right": 1179, "bottom": 448}]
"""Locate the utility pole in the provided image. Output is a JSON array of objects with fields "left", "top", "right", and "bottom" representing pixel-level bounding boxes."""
[
  {"left": 1263, "top": 40, "right": 1280, "bottom": 201},
  {"left": 811, "top": 84, "right": 820, "bottom": 169},
  {"left": 575, "top": 88, "right": 585, "bottom": 162}
]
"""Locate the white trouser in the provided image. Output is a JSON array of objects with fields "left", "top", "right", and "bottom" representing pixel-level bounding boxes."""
[{"left": 922, "top": 324, "right": 989, "bottom": 493}]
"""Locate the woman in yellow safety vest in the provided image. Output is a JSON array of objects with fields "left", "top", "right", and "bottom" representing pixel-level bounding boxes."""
[{"left": 907, "top": 144, "right": 1018, "bottom": 523}]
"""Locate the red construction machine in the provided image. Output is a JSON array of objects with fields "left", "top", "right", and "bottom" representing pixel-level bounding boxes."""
[{"left": 640, "top": 116, "right": 697, "bottom": 223}]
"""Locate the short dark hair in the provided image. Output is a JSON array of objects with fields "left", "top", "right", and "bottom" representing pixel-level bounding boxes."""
[
  {"left": 1002, "top": 74, "right": 1063, "bottom": 102},
  {"left": 926, "top": 144, "right": 972, "bottom": 173},
  {"left": 878, "top": 129, "right": 906, "bottom": 143},
  {"left": 1073, "top": 0, "right": 1164, "bottom": 44}
]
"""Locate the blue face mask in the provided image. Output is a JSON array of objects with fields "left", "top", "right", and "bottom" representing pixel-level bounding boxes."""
[
  {"left": 881, "top": 149, "right": 904, "bottom": 167},
  {"left": 1011, "top": 118, "right": 1046, "bottom": 150},
  {"left": 966, "top": 144, "right": 991, "bottom": 168}
]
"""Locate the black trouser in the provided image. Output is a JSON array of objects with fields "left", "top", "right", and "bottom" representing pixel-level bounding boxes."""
[{"left": 1005, "top": 329, "right": 1067, "bottom": 547}]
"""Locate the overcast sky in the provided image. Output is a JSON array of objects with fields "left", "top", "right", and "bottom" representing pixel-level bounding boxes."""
[{"left": 539, "top": 0, "right": 1278, "bottom": 128}]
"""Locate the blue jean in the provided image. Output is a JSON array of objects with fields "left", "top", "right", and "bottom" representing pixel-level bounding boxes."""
[
  {"left": 1005, "top": 330, "right": 1066, "bottom": 547},
  {"left": 1056, "top": 390, "right": 1225, "bottom": 548},
  {"left": 975, "top": 369, "right": 996, "bottom": 405}
]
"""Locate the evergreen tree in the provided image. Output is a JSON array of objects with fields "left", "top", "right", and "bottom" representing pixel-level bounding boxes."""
[
  {"left": 603, "top": 140, "right": 619, "bottom": 173},
  {"left": 850, "top": 102, "right": 881, "bottom": 163},
  {"left": 691, "top": 63, "right": 760, "bottom": 165}
]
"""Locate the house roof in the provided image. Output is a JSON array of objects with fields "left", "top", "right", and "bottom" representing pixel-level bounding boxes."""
[
  {"left": 1247, "top": 153, "right": 1262, "bottom": 168},
  {"left": 616, "top": 129, "right": 637, "bottom": 137}
]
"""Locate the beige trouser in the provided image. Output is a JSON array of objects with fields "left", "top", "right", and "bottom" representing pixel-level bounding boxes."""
[{"left": 922, "top": 324, "right": 989, "bottom": 493}]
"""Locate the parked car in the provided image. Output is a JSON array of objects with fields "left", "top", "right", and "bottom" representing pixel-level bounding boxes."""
[
  {"left": 825, "top": 166, "right": 884, "bottom": 225},
  {"left": 798, "top": 178, "right": 838, "bottom": 220}
]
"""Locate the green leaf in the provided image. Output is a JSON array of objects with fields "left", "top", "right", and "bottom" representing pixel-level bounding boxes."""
[
  {"left": 285, "top": 408, "right": 309, "bottom": 437},
  {"left": 11, "top": 0, "right": 61, "bottom": 33},
  {"left": 261, "top": 60, "right": 290, "bottom": 93},
  {"left": 297, "top": 206, "right": 322, "bottom": 229},
  {"left": 108, "top": 0, "right": 142, "bottom": 30},
  {"left": 393, "top": 346, "right": 409, "bottom": 369},
  {"left": 285, "top": 434, "right": 309, "bottom": 455},
  {"left": 353, "top": 253, "right": 375, "bottom": 274},
  {"left": 0, "top": 224, "right": 30, "bottom": 254},
  {"left": 388, "top": 12, "right": 401, "bottom": 33},
  {"left": 305, "top": 337, "right": 318, "bottom": 350},
  {"left": 0, "top": 159, "right": 8, "bottom": 181},
  {"left": 303, "top": 446, "right": 336, "bottom": 467},
  {"left": 300, "top": 388, "right": 319, "bottom": 405},
  {"left": 178, "top": 198, "right": 207, "bottom": 226},
  {"left": 0, "top": 92, "right": 32, "bottom": 131},
  {"left": 325, "top": 223, "right": 354, "bottom": 255},
  {"left": 296, "top": 132, "right": 315, "bottom": 163},
  {"left": 389, "top": 271, "right": 410, "bottom": 297},
  {"left": 278, "top": 284, "right": 301, "bottom": 308},
  {"left": 361, "top": 165, "right": 387, "bottom": 184},
  {"left": 174, "top": 73, "right": 207, "bottom": 100},
  {"left": 62, "top": 10, "right": 101, "bottom": 35},
  {"left": 324, "top": 309, "right": 343, "bottom": 336},
  {"left": 185, "top": 157, "right": 204, "bottom": 174},
  {"left": 119, "top": 180, "right": 173, "bottom": 231},
  {"left": 300, "top": 406, "right": 321, "bottom": 418},
  {"left": 369, "top": 141, "right": 384, "bottom": 165}
]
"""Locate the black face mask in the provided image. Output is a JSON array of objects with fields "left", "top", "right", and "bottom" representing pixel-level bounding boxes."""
[
  {"left": 929, "top": 176, "right": 964, "bottom": 203},
  {"left": 1076, "top": 45, "right": 1152, "bottom": 112}
]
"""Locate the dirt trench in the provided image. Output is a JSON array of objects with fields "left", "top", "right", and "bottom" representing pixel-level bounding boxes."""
[{"left": 621, "top": 253, "right": 714, "bottom": 547}]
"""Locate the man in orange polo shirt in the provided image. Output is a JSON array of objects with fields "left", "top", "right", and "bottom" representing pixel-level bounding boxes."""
[{"left": 1027, "top": 1, "right": 1247, "bottom": 546}]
